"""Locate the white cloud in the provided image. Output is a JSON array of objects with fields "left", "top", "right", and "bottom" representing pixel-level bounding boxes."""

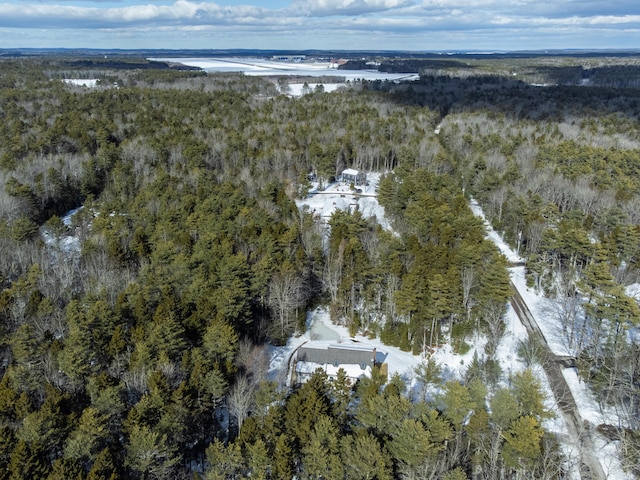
[
  {"left": 0, "top": 0, "right": 638, "bottom": 50},
  {"left": 491, "top": 13, "right": 640, "bottom": 28},
  {"left": 290, "top": 0, "right": 415, "bottom": 16},
  {"left": 0, "top": 1, "right": 277, "bottom": 27}
]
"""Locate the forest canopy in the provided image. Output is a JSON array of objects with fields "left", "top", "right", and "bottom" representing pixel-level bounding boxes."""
[{"left": 0, "top": 53, "right": 639, "bottom": 479}]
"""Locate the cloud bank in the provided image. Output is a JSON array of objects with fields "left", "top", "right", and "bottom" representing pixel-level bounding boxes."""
[{"left": 0, "top": 0, "right": 638, "bottom": 50}]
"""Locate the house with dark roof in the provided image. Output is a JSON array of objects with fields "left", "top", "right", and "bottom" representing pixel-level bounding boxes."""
[{"left": 293, "top": 342, "right": 378, "bottom": 384}]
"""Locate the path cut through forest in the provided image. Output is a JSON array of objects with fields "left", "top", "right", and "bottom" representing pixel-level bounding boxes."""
[{"left": 509, "top": 282, "right": 605, "bottom": 480}]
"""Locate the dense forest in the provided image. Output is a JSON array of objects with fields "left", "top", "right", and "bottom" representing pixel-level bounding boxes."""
[{"left": 0, "top": 54, "right": 638, "bottom": 479}]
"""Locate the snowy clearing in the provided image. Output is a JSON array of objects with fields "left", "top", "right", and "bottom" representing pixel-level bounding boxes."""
[
  {"left": 296, "top": 171, "right": 392, "bottom": 232},
  {"left": 284, "top": 83, "right": 345, "bottom": 97},
  {"left": 149, "top": 57, "right": 420, "bottom": 85},
  {"left": 149, "top": 57, "right": 418, "bottom": 98},
  {"left": 63, "top": 78, "right": 99, "bottom": 88}
]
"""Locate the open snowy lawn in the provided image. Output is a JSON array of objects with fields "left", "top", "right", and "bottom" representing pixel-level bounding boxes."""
[{"left": 296, "top": 172, "right": 392, "bottom": 231}]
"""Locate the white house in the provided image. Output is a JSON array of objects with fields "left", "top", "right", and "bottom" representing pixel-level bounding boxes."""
[
  {"left": 293, "top": 342, "right": 379, "bottom": 384},
  {"left": 340, "top": 168, "right": 367, "bottom": 187}
]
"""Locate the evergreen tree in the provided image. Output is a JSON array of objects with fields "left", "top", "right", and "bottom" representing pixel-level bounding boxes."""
[
  {"left": 502, "top": 415, "right": 544, "bottom": 471},
  {"left": 48, "top": 457, "right": 85, "bottom": 480},
  {"left": 8, "top": 440, "right": 49, "bottom": 480},
  {"left": 341, "top": 431, "right": 392, "bottom": 480},
  {"left": 272, "top": 434, "right": 294, "bottom": 480},
  {"left": 511, "top": 369, "right": 552, "bottom": 420},
  {"left": 87, "top": 447, "right": 122, "bottom": 480},
  {"left": 246, "top": 438, "right": 270, "bottom": 480},
  {"left": 64, "top": 407, "right": 109, "bottom": 463},
  {"left": 204, "top": 439, "right": 243, "bottom": 480},
  {"left": 125, "top": 424, "right": 179, "bottom": 480},
  {"left": 301, "top": 415, "right": 343, "bottom": 480}
]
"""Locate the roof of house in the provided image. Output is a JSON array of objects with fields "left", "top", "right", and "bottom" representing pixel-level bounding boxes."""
[
  {"left": 341, "top": 168, "right": 361, "bottom": 176},
  {"left": 297, "top": 343, "right": 375, "bottom": 367}
]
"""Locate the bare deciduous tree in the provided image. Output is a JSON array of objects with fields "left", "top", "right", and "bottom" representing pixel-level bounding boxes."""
[
  {"left": 267, "top": 270, "right": 307, "bottom": 338},
  {"left": 323, "top": 248, "right": 343, "bottom": 305},
  {"left": 235, "top": 338, "right": 270, "bottom": 384},
  {"left": 483, "top": 300, "right": 506, "bottom": 358},
  {"left": 461, "top": 266, "right": 476, "bottom": 320},
  {"left": 227, "top": 374, "right": 255, "bottom": 433}
]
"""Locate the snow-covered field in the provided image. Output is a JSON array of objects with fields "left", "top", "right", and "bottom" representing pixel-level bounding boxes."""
[
  {"left": 286, "top": 83, "right": 345, "bottom": 96},
  {"left": 63, "top": 78, "right": 99, "bottom": 88},
  {"left": 150, "top": 57, "right": 419, "bottom": 83},
  {"left": 149, "top": 57, "right": 419, "bottom": 97}
]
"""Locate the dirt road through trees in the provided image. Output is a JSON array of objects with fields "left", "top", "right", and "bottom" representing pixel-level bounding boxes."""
[{"left": 510, "top": 281, "right": 605, "bottom": 480}]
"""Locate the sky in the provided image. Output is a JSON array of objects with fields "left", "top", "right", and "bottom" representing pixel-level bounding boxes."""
[{"left": 0, "top": 0, "right": 639, "bottom": 52}]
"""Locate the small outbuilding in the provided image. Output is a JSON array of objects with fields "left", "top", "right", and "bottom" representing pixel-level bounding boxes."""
[{"left": 341, "top": 168, "right": 367, "bottom": 187}]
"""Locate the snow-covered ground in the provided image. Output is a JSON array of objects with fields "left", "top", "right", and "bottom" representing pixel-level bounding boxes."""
[
  {"left": 274, "top": 187, "right": 633, "bottom": 479},
  {"left": 268, "top": 307, "right": 424, "bottom": 389},
  {"left": 150, "top": 57, "right": 420, "bottom": 84},
  {"left": 63, "top": 78, "right": 99, "bottom": 88},
  {"left": 296, "top": 172, "right": 392, "bottom": 231},
  {"left": 149, "top": 57, "right": 419, "bottom": 98},
  {"left": 40, "top": 206, "right": 83, "bottom": 255},
  {"left": 285, "top": 83, "right": 345, "bottom": 97},
  {"left": 470, "top": 198, "right": 633, "bottom": 480}
]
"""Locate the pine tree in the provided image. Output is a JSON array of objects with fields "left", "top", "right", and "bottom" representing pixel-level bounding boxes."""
[
  {"left": 204, "top": 439, "right": 243, "bottom": 480},
  {"left": 489, "top": 388, "right": 519, "bottom": 430},
  {"left": 87, "top": 447, "right": 122, "bottom": 480},
  {"left": 125, "top": 424, "right": 179, "bottom": 480},
  {"left": 64, "top": 407, "right": 109, "bottom": 463},
  {"left": 386, "top": 418, "right": 435, "bottom": 473},
  {"left": 330, "top": 368, "right": 352, "bottom": 429},
  {"left": 341, "top": 431, "right": 392, "bottom": 480},
  {"left": 272, "top": 434, "right": 294, "bottom": 479},
  {"left": 502, "top": 415, "right": 544, "bottom": 470},
  {"left": 0, "top": 426, "right": 16, "bottom": 480},
  {"left": 48, "top": 457, "right": 85, "bottom": 480},
  {"left": 246, "top": 438, "right": 270, "bottom": 480},
  {"left": 8, "top": 440, "right": 49, "bottom": 480},
  {"left": 355, "top": 392, "right": 411, "bottom": 440},
  {"left": 202, "top": 317, "right": 239, "bottom": 367},
  {"left": 511, "top": 369, "right": 552, "bottom": 420},
  {"left": 284, "top": 373, "right": 331, "bottom": 448},
  {"left": 438, "top": 381, "right": 476, "bottom": 430},
  {"left": 58, "top": 300, "right": 99, "bottom": 383},
  {"left": 301, "top": 415, "right": 343, "bottom": 480}
]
